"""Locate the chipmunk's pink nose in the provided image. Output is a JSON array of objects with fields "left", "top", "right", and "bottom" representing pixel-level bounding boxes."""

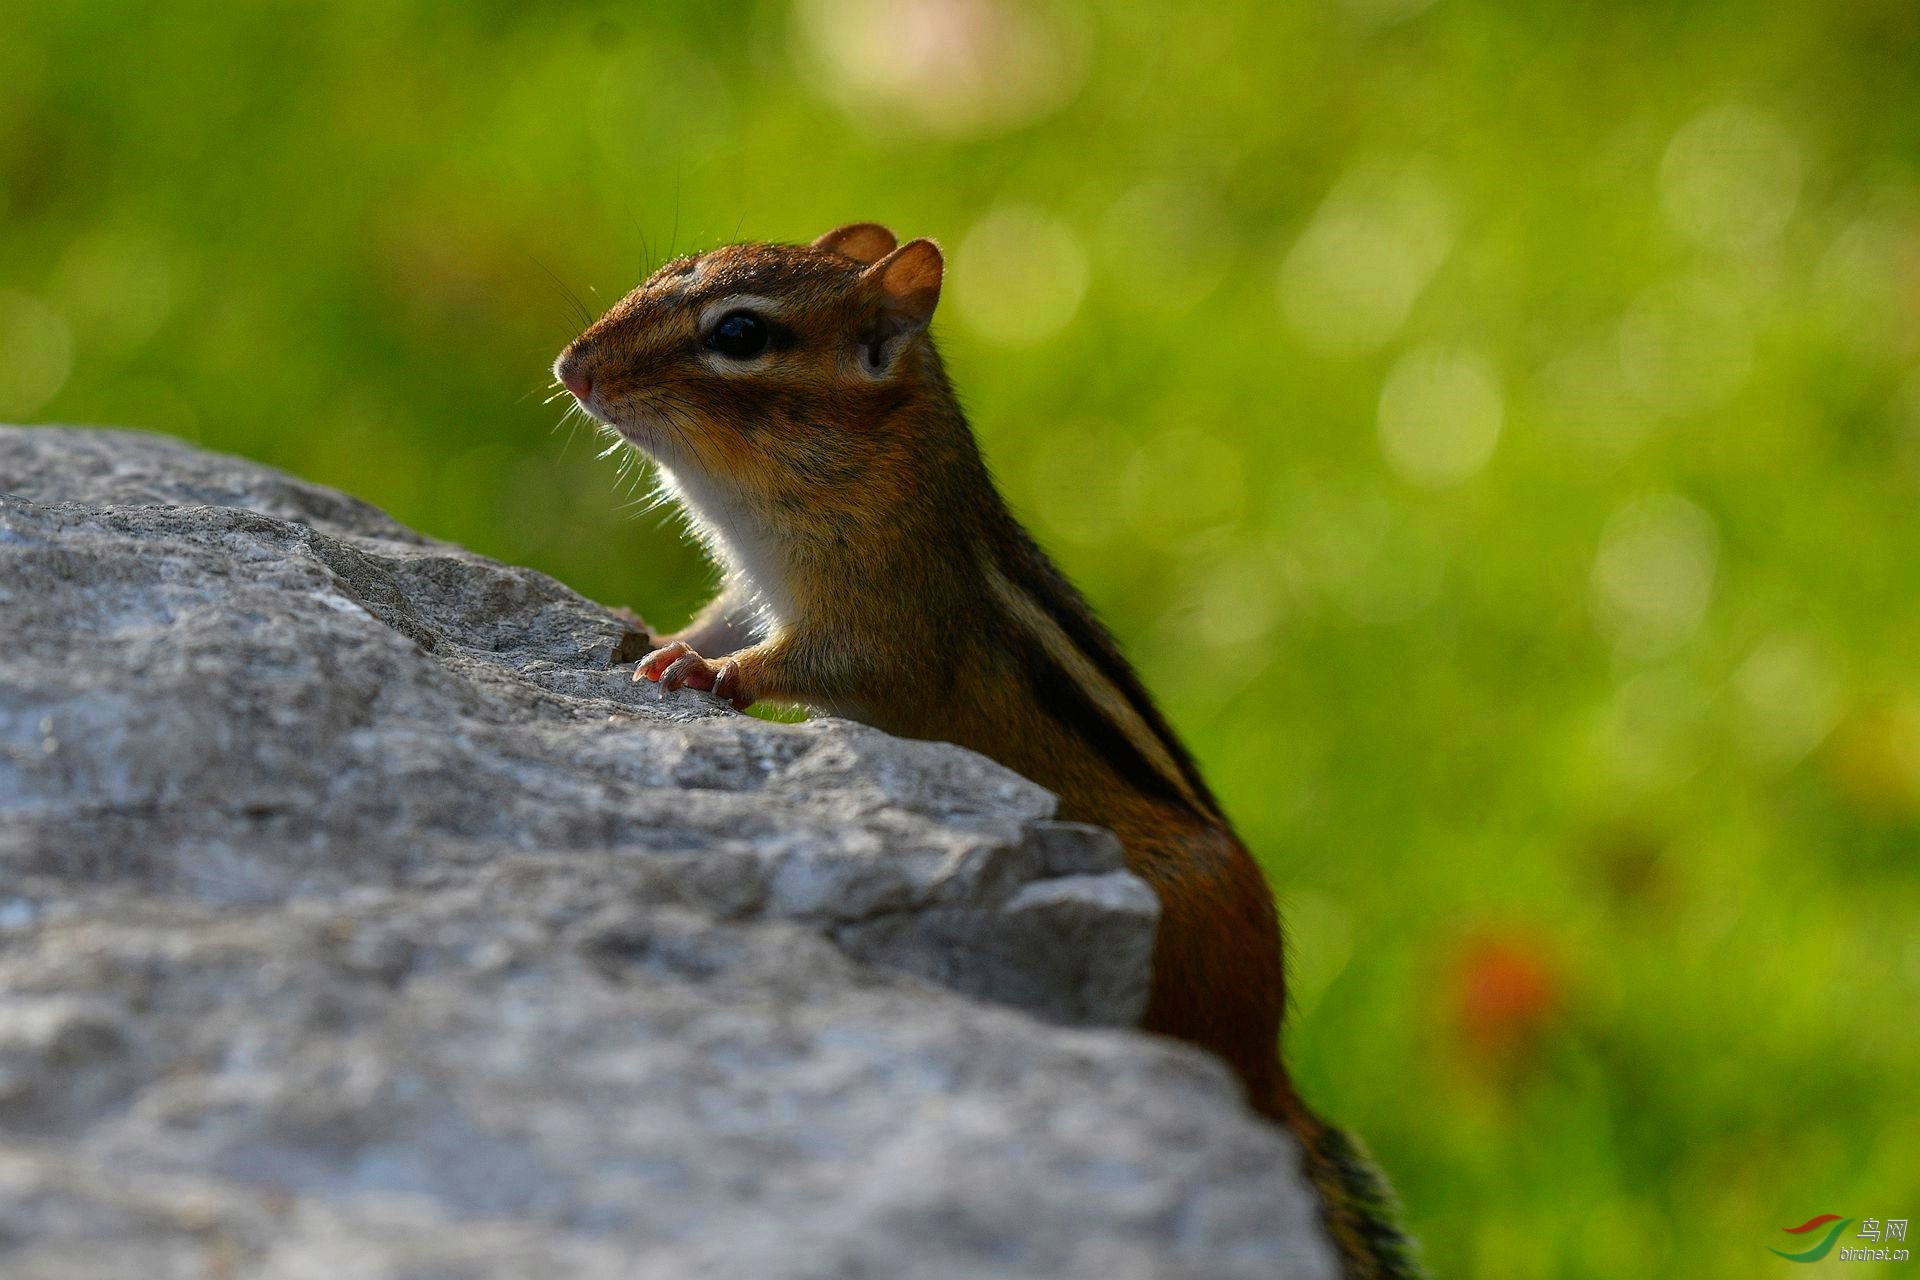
[{"left": 560, "top": 366, "right": 592, "bottom": 400}]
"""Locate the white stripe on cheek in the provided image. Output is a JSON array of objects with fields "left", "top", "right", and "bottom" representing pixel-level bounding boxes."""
[
  {"left": 698, "top": 350, "right": 759, "bottom": 376},
  {"left": 697, "top": 295, "right": 786, "bottom": 331}
]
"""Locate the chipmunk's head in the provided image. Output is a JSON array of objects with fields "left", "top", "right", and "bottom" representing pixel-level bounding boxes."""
[{"left": 554, "top": 225, "right": 947, "bottom": 543}]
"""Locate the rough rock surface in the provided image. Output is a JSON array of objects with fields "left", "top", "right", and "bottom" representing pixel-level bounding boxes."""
[{"left": 0, "top": 427, "right": 1339, "bottom": 1280}]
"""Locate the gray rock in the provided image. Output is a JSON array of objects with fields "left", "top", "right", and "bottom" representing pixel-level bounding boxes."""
[{"left": 0, "top": 427, "right": 1339, "bottom": 1280}]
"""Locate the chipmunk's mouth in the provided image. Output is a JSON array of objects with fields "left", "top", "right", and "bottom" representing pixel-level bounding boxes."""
[
  {"left": 603, "top": 407, "right": 683, "bottom": 462},
  {"left": 555, "top": 370, "right": 691, "bottom": 465},
  {"left": 564, "top": 385, "right": 651, "bottom": 446},
  {"left": 553, "top": 351, "right": 690, "bottom": 463}
]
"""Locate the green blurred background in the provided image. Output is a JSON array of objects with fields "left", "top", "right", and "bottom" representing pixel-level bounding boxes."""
[{"left": 3, "top": 1, "right": 1917, "bottom": 1273}]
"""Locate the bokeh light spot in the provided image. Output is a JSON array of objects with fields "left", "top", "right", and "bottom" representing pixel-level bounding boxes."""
[
  {"left": 1590, "top": 493, "right": 1718, "bottom": 658},
  {"left": 1659, "top": 104, "right": 1802, "bottom": 252},
  {"left": 50, "top": 229, "right": 185, "bottom": 355},
  {"left": 1734, "top": 632, "right": 1845, "bottom": 770},
  {"left": 1813, "top": 216, "right": 1918, "bottom": 352},
  {"left": 792, "top": 0, "right": 1088, "bottom": 139},
  {"left": 952, "top": 205, "right": 1089, "bottom": 345},
  {"left": 1277, "top": 158, "right": 1454, "bottom": 356},
  {"left": 1377, "top": 344, "right": 1504, "bottom": 487},
  {"left": 1192, "top": 551, "right": 1285, "bottom": 649},
  {"left": 0, "top": 292, "right": 73, "bottom": 420}
]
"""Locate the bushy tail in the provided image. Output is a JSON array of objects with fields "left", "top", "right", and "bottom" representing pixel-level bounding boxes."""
[{"left": 1274, "top": 1083, "right": 1428, "bottom": 1280}]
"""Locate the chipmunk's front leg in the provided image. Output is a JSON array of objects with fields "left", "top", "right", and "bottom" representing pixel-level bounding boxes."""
[
  {"left": 637, "top": 635, "right": 825, "bottom": 712},
  {"left": 636, "top": 633, "right": 886, "bottom": 717},
  {"left": 660, "top": 582, "right": 762, "bottom": 659},
  {"left": 636, "top": 640, "right": 752, "bottom": 709}
]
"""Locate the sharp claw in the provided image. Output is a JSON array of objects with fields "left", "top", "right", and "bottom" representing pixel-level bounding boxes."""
[
  {"left": 635, "top": 644, "right": 748, "bottom": 709},
  {"left": 660, "top": 652, "right": 717, "bottom": 692},
  {"left": 713, "top": 661, "right": 754, "bottom": 710},
  {"left": 638, "top": 642, "right": 690, "bottom": 681}
]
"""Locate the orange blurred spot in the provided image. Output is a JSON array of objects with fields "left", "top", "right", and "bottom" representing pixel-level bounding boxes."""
[{"left": 1454, "top": 931, "right": 1560, "bottom": 1067}]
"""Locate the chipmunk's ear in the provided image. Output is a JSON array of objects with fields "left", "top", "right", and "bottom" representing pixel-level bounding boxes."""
[
  {"left": 813, "top": 222, "right": 898, "bottom": 264},
  {"left": 863, "top": 238, "right": 943, "bottom": 330},
  {"left": 856, "top": 239, "right": 942, "bottom": 374}
]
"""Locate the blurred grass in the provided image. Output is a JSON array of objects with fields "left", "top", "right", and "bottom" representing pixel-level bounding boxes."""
[{"left": 4, "top": 1, "right": 1918, "bottom": 1273}]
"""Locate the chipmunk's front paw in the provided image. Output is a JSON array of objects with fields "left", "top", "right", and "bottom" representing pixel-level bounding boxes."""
[{"left": 634, "top": 642, "right": 752, "bottom": 710}]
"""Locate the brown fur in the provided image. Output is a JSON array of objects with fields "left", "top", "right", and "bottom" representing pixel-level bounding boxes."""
[
  {"left": 559, "top": 225, "right": 1285, "bottom": 1097},
  {"left": 555, "top": 228, "right": 1417, "bottom": 1279}
]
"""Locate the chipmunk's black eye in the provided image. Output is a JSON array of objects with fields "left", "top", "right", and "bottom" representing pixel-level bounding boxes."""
[{"left": 707, "top": 311, "right": 770, "bottom": 359}]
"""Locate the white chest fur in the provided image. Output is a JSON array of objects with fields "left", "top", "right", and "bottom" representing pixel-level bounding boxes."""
[{"left": 654, "top": 461, "right": 796, "bottom": 634}]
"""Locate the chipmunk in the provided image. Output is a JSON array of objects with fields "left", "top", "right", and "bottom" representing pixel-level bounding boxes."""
[{"left": 554, "top": 223, "right": 1421, "bottom": 1279}]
